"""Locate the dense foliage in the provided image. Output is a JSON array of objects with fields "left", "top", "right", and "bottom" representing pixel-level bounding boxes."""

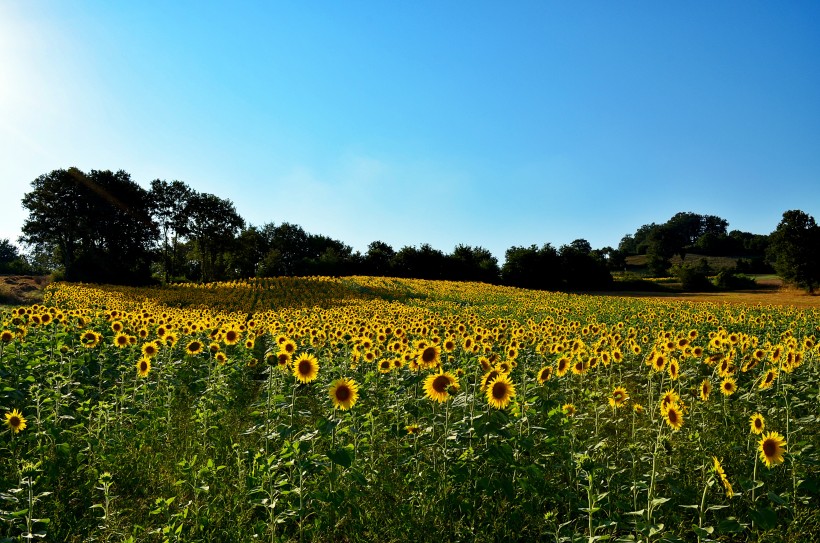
[{"left": 0, "top": 278, "right": 818, "bottom": 541}]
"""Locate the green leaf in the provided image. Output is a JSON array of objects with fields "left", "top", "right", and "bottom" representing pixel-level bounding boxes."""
[
  {"left": 717, "top": 517, "right": 743, "bottom": 534},
  {"left": 749, "top": 506, "right": 778, "bottom": 530},
  {"left": 327, "top": 446, "right": 354, "bottom": 468}
]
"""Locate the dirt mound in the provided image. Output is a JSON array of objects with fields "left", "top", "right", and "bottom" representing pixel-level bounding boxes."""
[{"left": 0, "top": 275, "right": 50, "bottom": 305}]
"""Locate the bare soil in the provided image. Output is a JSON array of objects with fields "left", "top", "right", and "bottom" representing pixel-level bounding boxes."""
[{"left": 0, "top": 275, "right": 50, "bottom": 305}]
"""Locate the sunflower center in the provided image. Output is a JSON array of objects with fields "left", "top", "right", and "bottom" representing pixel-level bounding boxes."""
[
  {"left": 9, "top": 416, "right": 20, "bottom": 427},
  {"left": 432, "top": 375, "right": 450, "bottom": 393},
  {"left": 755, "top": 419, "right": 763, "bottom": 429},
  {"left": 140, "top": 361, "right": 148, "bottom": 371},
  {"left": 335, "top": 385, "right": 351, "bottom": 401},
  {"left": 763, "top": 439, "right": 777, "bottom": 456},
  {"left": 668, "top": 410, "right": 678, "bottom": 424},
  {"left": 492, "top": 381, "right": 507, "bottom": 400},
  {"left": 298, "top": 360, "right": 313, "bottom": 376},
  {"left": 422, "top": 347, "right": 437, "bottom": 364}
]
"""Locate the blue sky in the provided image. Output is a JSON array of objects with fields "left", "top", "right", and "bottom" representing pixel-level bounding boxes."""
[{"left": 2, "top": 1, "right": 819, "bottom": 262}]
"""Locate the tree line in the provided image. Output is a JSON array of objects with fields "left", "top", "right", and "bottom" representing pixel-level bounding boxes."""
[{"left": 5, "top": 167, "right": 819, "bottom": 293}]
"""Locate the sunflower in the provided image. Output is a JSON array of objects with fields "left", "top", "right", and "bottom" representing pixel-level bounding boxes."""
[
  {"left": 555, "top": 357, "right": 570, "bottom": 377},
  {"left": 417, "top": 345, "right": 441, "bottom": 370},
  {"left": 481, "top": 369, "right": 502, "bottom": 391},
  {"left": 378, "top": 359, "right": 392, "bottom": 373},
  {"left": 5, "top": 409, "right": 26, "bottom": 434},
  {"left": 663, "top": 403, "right": 684, "bottom": 431},
  {"left": 652, "top": 353, "right": 666, "bottom": 372},
  {"left": 759, "top": 368, "right": 777, "bottom": 390},
  {"left": 562, "top": 403, "right": 576, "bottom": 417},
  {"left": 185, "top": 340, "right": 203, "bottom": 356},
  {"left": 700, "top": 378, "right": 712, "bottom": 401},
  {"left": 423, "top": 371, "right": 457, "bottom": 403},
  {"left": 405, "top": 424, "right": 421, "bottom": 435},
  {"left": 720, "top": 377, "right": 737, "bottom": 396},
  {"left": 293, "top": 353, "right": 319, "bottom": 384},
  {"left": 223, "top": 329, "right": 240, "bottom": 346},
  {"left": 659, "top": 389, "right": 680, "bottom": 411},
  {"left": 141, "top": 341, "right": 160, "bottom": 358},
  {"left": 633, "top": 403, "right": 644, "bottom": 415},
  {"left": 608, "top": 386, "right": 629, "bottom": 409},
  {"left": 329, "top": 378, "right": 359, "bottom": 410},
  {"left": 537, "top": 366, "right": 553, "bottom": 384},
  {"left": 136, "top": 357, "right": 151, "bottom": 378},
  {"left": 667, "top": 359, "right": 680, "bottom": 380},
  {"left": 571, "top": 359, "right": 589, "bottom": 375},
  {"left": 80, "top": 330, "right": 101, "bottom": 348},
  {"left": 486, "top": 374, "right": 516, "bottom": 409},
  {"left": 276, "top": 352, "right": 291, "bottom": 370},
  {"left": 758, "top": 431, "right": 787, "bottom": 468},
  {"left": 215, "top": 352, "right": 228, "bottom": 365},
  {"left": 113, "top": 333, "right": 130, "bottom": 348},
  {"left": 749, "top": 413, "right": 765, "bottom": 435},
  {"left": 0, "top": 330, "right": 14, "bottom": 343},
  {"left": 712, "top": 456, "right": 734, "bottom": 497}
]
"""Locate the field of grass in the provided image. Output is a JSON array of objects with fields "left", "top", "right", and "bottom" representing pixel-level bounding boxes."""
[{"left": 1, "top": 277, "right": 818, "bottom": 542}]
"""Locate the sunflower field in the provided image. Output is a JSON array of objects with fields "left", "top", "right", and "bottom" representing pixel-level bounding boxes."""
[{"left": 0, "top": 277, "right": 818, "bottom": 542}]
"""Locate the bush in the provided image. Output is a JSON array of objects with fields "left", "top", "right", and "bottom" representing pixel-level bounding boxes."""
[
  {"left": 713, "top": 269, "right": 757, "bottom": 290},
  {"left": 672, "top": 263, "right": 714, "bottom": 291}
]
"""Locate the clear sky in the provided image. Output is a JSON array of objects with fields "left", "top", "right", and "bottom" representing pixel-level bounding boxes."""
[{"left": 2, "top": 1, "right": 819, "bottom": 262}]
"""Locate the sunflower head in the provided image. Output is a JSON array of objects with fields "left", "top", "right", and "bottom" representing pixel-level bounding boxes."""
[
  {"left": 608, "top": 386, "right": 629, "bottom": 409},
  {"left": 293, "top": 353, "right": 319, "bottom": 384},
  {"left": 136, "top": 357, "right": 151, "bottom": 378},
  {"left": 749, "top": 413, "right": 765, "bottom": 435},
  {"left": 5, "top": 409, "right": 26, "bottom": 434},
  {"left": 663, "top": 403, "right": 684, "bottom": 431},
  {"left": 759, "top": 431, "right": 787, "bottom": 468},
  {"left": 720, "top": 377, "right": 737, "bottom": 396},
  {"left": 329, "top": 378, "right": 359, "bottom": 410},
  {"left": 486, "top": 374, "right": 516, "bottom": 410},
  {"left": 424, "top": 371, "right": 456, "bottom": 403}
]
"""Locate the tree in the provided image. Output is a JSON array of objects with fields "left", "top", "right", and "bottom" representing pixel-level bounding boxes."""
[
  {"left": 363, "top": 241, "right": 396, "bottom": 276},
  {"left": 185, "top": 192, "right": 245, "bottom": 282},
  {"left": 558, "top": 239, "right": 613, "bottom": 291},
  {"left": 501, "top": 244, "right": 561, "bottom": 290},
  {"left": 767, "top": 210, "right": 820, "bottom": 293},
  {"left": 149, "top": 179, "right": 194, "bottom": 282},
  {"left": 447, "top": 245, "right": 500, "bottom": 283},
  {"left": 21, "top": 168, "right": 157, "bottom": 284}
]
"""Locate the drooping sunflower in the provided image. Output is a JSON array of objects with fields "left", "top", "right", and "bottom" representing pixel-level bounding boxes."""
[
  {"left": 417, "top": 345, "right": 441, "bottom": 370},
  {"left": 700, "top": 378, "right": 712, "bottom": 401},
  {"left": 423, "top": 371, "right": 457, "bottom": 403},
  {"left": 537, "top": 366, "right": 553, "bottom": 384},
  {"left": 609, "top": 386, "right": 629, "bottom": 409},
  {"left": 667, "top": 359, "right": 680, "bottom": 381},
  {"left": 136, "top": 357, "right": 151, "bottom": 378},
  {"left": 293, "top": 353, "right": 319, "bottom": 384},
  {"left": 749, "top": 413, "right": 765, "bottom": 435},
  {"left": 5, "top": 409, "right": 26, "bottom": 434},
  {"left": 712, "top": 456, "right": 734, "bottom": 498},
  {"left": 720, "top": 376, "right": 737, "bottom": 396},
  {"left": 758, "top": 431, "right": 787, "bottom": 468},
  {"left": 486, "top": 374, "right": 516, "bottom": 410},
  {"left": 663, "top": 403, "right": 684, "bottom": 431},
  {"left": 329, "top": 378, "right": 359, "bottom": 410}
]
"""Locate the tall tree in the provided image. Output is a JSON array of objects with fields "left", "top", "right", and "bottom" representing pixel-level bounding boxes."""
[
  {"left": 185, "top": 192, "right": 245, "bottom": 282},
  {"left": 767, "top": 210, "right": 820, "bottom": 293},
  {"left": 21, "top": 168, "right": 157, "bottom": 284},
  {"left": 149, "top": 179, "right": 194, "bottom": 282}
]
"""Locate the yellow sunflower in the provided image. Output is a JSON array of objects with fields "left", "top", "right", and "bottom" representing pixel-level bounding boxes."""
[
  {"left": 555, "top": 357, "right": 571, "bottom": 377},
  {"left": 185, "top": 340, "right": 203, "bottom": 356},
  {"left": 136, "top": 357, "right": 151, "bottom": 378},
  {"left": 562, "top": 403, "right": 576, "bottom": 417},
  {"left": 663, "top": 403, "right": 684, "bottom": 431},
  {"left": 537, "top": 366, "right": 553, "bottom": 384},
  {"left": 417, "top": 345, "right": 441, "bottom": 370},
  {"left": 749, "top": 413, "right": 765, "bottom": 435},
  {"left": 720, "top": 376, "right": 737, "bottom": 396},
  {"left": 700, "top": 378, "right": 712, "bottom": 401},
  {"left": 141, "top": 341, "right": 160, "bottom": 358},
  {"left": 486, "top": 374, "right": 516, "bottom": 410},
  {"left": 608, "top": 386, "right": 629, "bottom": 409},
  {"left": 759, "top": 368, "right": 777, "bottom": 390},
  {"left": 759, "top": 431, "right": 787, "bottom": 468},
  {"left": 423, "top": 371, "right": 457, "bottom": 403},
  {"left": 712, "top": 456, "right": 734, "bottom": 498},
  {"left": 5, "top": 409, "right": 26, "bottom": 434},
  {"left": 293, "top": 353, "right": 319, "bottom": 384},
  {"left": 328, "top": 378, "right": 359, "bottom": 410},
  {"left": 113, "top": 333, "right": 130, "bottom": 349},
  {"left": 0, "top": 330, "right": 14, "bottom": 343},
  {"left": 80, "top": 330, "right": 102, "bottom": 348}
]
